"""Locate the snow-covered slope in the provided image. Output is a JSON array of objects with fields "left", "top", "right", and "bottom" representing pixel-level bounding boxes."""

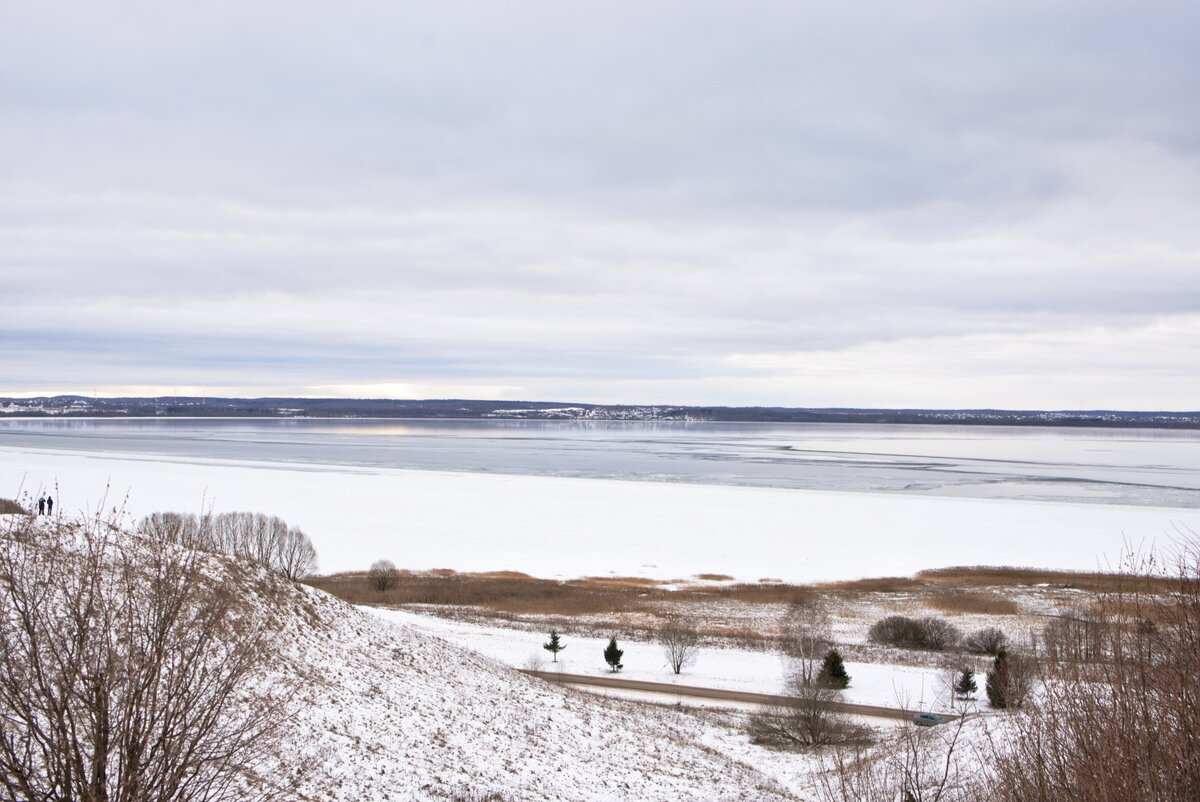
[
  {"left": 1, "top": 522, "right": 796, "bottom": 801},
  {"left": 266, "top": 581, "right": 794, "bottom": 801}
]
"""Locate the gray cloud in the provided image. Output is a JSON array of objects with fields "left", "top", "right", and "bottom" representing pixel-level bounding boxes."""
[{"left": 1, "top": 1, "right": 1198, "bottom": 407}]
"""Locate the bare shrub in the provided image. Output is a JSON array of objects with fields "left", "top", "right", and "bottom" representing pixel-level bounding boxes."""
[
  {"left": 1039, "top": 607, "right": 1108, "bottom": 662},
  {"left": 659, "top": 618, "right": 701, "bottom": 674},
  {"left": 747, "top": 677, "right": 871, "bottom": 748},
  {"left": 818, "top": 712, "right": 979, "bottom": 802},
  {"left": 987, "top": 536, "right": 1200, "bottom": 801},
  {"left": 369, "top": 559, "right": 401, "bottom": 592},
  {"left": 962, "top": 626, "right": 1008, "bottom": 655},
  {"left": 0, "top": 514, "right": 291, "bottom": 801},
  {"left": 868, "top": 615, "right": 961, "bottom": 651},
  {"left": 0, "top": 498, "right": 28, "bottom": 515}
]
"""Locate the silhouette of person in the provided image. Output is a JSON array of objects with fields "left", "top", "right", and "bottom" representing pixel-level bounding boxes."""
[
  {"left": 46, "top": 496, "right": 53, "bottom": 515},
  {"left": 37, "top": 496, "right": 45, "bottom": 515}
]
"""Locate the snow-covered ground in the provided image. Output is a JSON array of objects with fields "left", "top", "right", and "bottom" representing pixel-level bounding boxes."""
[
  {"left": 278, "top": 587, "right": 803, "bottom": 801},
  {"left": 4, "top": 446, "right": 1196, "bottom": 582},
  {"left": 366, "top": 608, "right": 964, "bottom": 713}
]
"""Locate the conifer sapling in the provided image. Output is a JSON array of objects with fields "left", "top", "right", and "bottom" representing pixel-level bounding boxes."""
[
  {"left": 816, "top": 649, "right": 850, "bottom": 688},
  {"left": 543, "top": 631, "right": 565, "bottom": 663},
  {"left": 604, "top": 636, "right": 624, "bottom": 672},
  {"left": 954, "top": 666, "right": 977, "bottom": 698}
]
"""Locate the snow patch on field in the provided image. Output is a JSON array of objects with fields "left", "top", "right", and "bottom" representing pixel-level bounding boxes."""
[
  {"left": 364, "top": 608, "right": 962, "bottom": 714},
  {"left": 4, "top": 447, "right": 1195, "bottom": 582}
]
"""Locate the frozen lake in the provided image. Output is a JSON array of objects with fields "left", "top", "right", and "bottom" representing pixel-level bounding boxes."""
[
  {"left": 3, "top": 418, "right": 1199, "bottom": 506},
  {"left": 2, "top": 419, "right": 1198, "bottom": 580}
]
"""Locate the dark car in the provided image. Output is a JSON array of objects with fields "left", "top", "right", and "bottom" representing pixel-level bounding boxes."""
[{"left": 913, "top": 712, "right": 944, "bottom": 727}]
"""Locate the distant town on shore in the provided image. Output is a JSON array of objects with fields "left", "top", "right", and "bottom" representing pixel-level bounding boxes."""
[{"left": 2, "top": 396, "right": 1198, "bottom": 428}]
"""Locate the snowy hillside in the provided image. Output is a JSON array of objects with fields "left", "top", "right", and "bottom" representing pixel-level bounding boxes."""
[
  {"left": 0, "top": 518, "right": 798, "bottom": 801},
  {"left": 273, "top": 584, "right": 794, "bottom": 801}
]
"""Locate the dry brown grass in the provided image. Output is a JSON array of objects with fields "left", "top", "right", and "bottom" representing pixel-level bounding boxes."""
[
  {"left": 307, "top": 561, "right": 1135, "bottom": 632},
  {"left": 573, "top": 576, "right": 670, "bottom": 588},
  {"left": 307, "top": 571, "right": 654, "bottom": 616},
  {"left": 306, "top": 569, "right": 820, "bottom": 619},
  {"left": 694, "top": 573, "right": 735, "bottom": 581},
  {"left": 917, "top": 565, "right": 1178, "bottom": 593},
  {"left": 814, "top": 576, "right": 926, "bottom": 592},
  {"left": 924, "top": 589, "right": 1020, "bottom": 616}
]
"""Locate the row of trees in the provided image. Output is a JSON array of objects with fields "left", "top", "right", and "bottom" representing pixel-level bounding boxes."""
[
  {"left": 538, "top": 620, "right": 703, "bottom": 674},
  {"left": 541, "top": 631, "right": 627, "bottom": 673},
  {"left": 138, "top": 511, "right": 318, "bottom": 580}
]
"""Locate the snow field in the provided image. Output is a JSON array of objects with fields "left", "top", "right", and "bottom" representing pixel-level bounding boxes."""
[
  {"left": 5, "top": 446, "right": 1196, "bottom": 582},
  {"left": 365, "top": 608, "right": 963, "bottom": 714}
]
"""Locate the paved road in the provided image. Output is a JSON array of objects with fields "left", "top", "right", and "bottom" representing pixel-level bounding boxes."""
[{"left": 521, "top": 669, "right": 957, "bottom": 722}]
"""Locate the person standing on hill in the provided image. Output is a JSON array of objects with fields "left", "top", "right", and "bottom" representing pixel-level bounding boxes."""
[
  {"left": 45, "top": 496, "right": 53, "bottom": 515},
  {"left": 37, "top": 496, "right": 45, "bottom": 515}
]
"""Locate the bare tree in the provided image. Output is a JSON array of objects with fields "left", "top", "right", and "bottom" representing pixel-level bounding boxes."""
[
  {"left": 368, "top": 559, "right": 400, "bottom": 592},
  {"left": 276, "top": 525, "right": 319, "bottom": 581},
  {"left": 659, "top": 619, "right": 700, "bottom": 675},
  {"left": 0, "top": 514, "right": 293, "bottom": 801},
  {"left": 781, "top": 589, "right": 832, "bottom": 685}
]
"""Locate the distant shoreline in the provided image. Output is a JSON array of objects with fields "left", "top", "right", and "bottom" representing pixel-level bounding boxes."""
[{"left": 2, "top": 396, "right": 1199, "bottom": 429}]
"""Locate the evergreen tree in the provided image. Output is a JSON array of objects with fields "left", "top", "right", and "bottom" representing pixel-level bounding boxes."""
[
  {"left": 816, "top": 649, "right": 850, "bottom": 688},
  {"left": 543, "top": 631, "right": 565, "bottom": 663},
  {"left": 986, "top": 649, "right": 1008, "bottom": 708},
  {"left": 603, "top": 636, "right": 624, "bottom": 672},
  {"left": 954, "top": 666, "right": 977, "bottom": 698}
]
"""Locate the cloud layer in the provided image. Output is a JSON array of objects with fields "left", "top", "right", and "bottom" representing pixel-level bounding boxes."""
[{"left": 2, "top": 1, "right": 1198, "bottom": 407}]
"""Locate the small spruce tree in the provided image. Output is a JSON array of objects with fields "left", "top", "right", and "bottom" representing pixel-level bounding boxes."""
[
  {"left": 603, "top": 636, "right": 624, "bottom": 672},
  {"left": 954, "top": 666, "right": 977, "bottom": 698},
  {"left": 543, "top": 631, "right": 565, "bottom": 663},
  {"left": 986, "top": 649, "right": 1009, "bottom": 708},
  {"left": 816, "top": 649, "right": 850, "bottom": 688}
]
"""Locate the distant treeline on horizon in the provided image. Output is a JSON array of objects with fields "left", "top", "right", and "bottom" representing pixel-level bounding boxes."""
[{"left": 2, "top": 396, "right": 1199, "bottom": 429}]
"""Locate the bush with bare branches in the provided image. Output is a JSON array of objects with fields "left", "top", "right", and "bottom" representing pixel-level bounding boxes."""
[
  {"left": 987, "top": 536, "right": 1200, "bottom": 801},
  {"left": 747, "top": 669, "right": 870, "bottom": 748},
  {"left": 868, "top": 615, "right": 961, "bottom": 651},
  {"left": 659, "top": 619, "right": 700, "bottom": 674},
  {"left": 818, "top": 712, "right": 979, "bottom": 802},
  {"left": 0, "top": 514, "right": 292, "bottom": 801},
  {"left": 0, "top": 498, "right": 28, "bottom": 515},
  {"left": 962, "top": 626, "right": 1008, "bottom": 655},
  {"left": 368, "top": 559, "right": 401, "bottom": 592}
]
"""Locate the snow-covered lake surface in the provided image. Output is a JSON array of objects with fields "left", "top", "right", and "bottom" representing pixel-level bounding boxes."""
[
  {"left": 4, "top": 418, "right": 1200, "bottom": 504},
  {"left": 2, "top": 419, "right": 1198, "bottom": 579}
]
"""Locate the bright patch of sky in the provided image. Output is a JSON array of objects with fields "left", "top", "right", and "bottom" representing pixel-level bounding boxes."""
[{"left": 2, "top": 1, "right": 1198, "bottom": 407}]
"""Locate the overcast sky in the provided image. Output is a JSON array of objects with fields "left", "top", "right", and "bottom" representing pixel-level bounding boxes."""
[{"left": 2, "top": 1, "right": 1198, "bottom": 408}]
